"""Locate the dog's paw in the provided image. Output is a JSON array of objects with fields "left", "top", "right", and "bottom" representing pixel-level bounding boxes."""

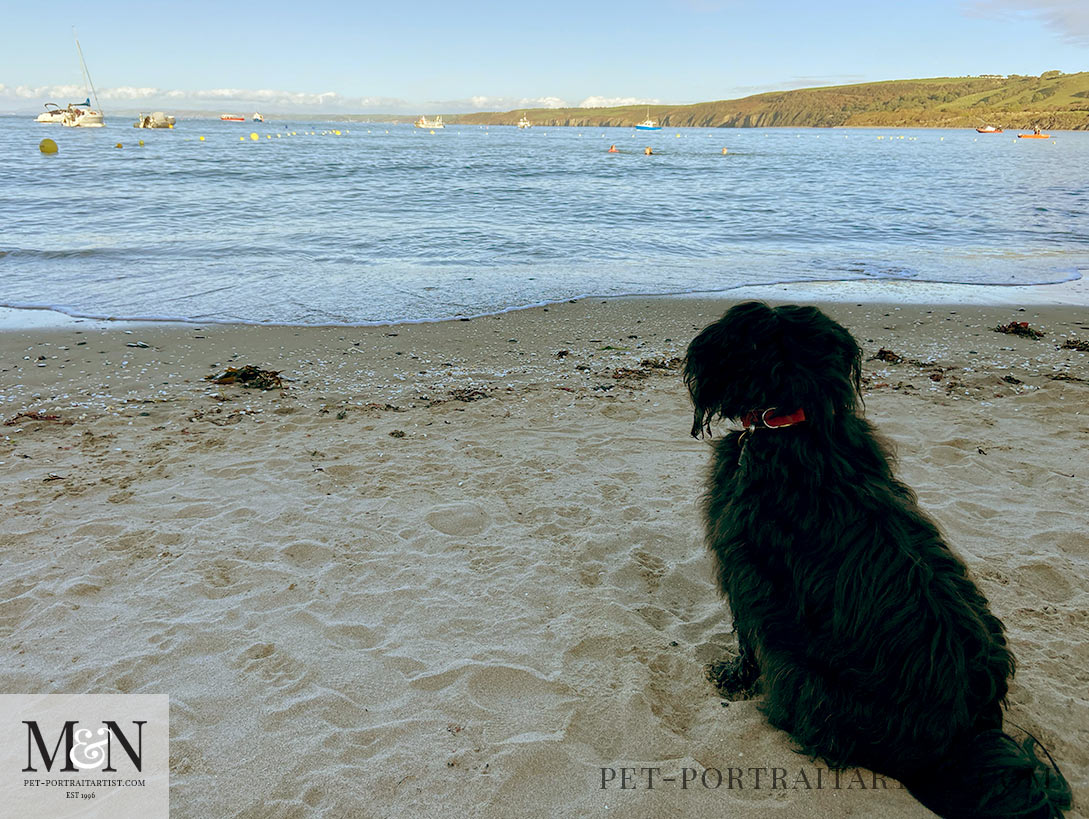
[{"left": 705, "top": 656, "right": 759, "bottom": 700}]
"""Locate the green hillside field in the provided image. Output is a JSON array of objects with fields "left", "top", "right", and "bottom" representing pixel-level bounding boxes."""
[{"left": 455, "top": 71, "right": 1089, "bottom": 130}]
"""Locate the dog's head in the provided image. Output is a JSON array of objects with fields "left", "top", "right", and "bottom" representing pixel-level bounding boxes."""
[{"left": 684, "top": 301, "right": 862, "bottom": 437}]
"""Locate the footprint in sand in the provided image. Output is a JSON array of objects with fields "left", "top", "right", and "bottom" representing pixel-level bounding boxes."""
[
  {"left": 425, "top": 502, "right": 489, "bottom": 536},
  {"left": 279, "top": 540, "right": 334, "bottom": 568},
  {"left": 645, "top": 651, "right": 703, "bottom": 735},
  {"left": 1016, "top": 562, "right": 1076, "bottom": 603},
  {"left": 234, "top": 641, "right": 310, "bottom": 690},
  {"left": 632, "top": 548, "right": 667, "bottom": 592},
  {"left": 600, "top": 404, "right": 640, "bottom": 422}
]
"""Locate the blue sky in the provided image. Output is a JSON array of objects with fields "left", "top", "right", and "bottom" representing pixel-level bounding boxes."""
[{"left": 2, "top": 0, "right": 1087, "bottom": 113}]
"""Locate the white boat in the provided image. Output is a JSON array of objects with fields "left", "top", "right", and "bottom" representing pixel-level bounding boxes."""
[
  {"left": 134, "top": 112, "right": 176, "bottom": 129},
  {"left": 61, "top": 31, "right": 105, "bottom": 127},
  {"left": 36, "top": 103, "right": 66, "bottom": 124},
  {"left": 62, "top": 102, "right": 104, "bottom": 128},
  {"left": 517, "top": 114, "right": 532, "bottom": 129},
  {"left": 252, "top": 112, "right": 264, "bottom": 122},
  {"left": 415, "top": 115, "right": 444, "bottom": 129}
]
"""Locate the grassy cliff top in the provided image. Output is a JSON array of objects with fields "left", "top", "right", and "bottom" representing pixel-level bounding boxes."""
[{"left": 456, "top": 71, "right": 1089, "bottom": 129}]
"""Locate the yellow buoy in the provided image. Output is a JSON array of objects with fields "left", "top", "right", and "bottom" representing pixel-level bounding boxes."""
[
  {"left": 240, "top": 136, "right": 245, "bottom": 141},
  {"left": 250, "top": 132, "right": 259, "bottom": 141},
  {"left": 39, "top": 138, "right": 58, "bottom": 154},
  {"left": 138, "top": 140, "right": 144, "bottom": 146},
  {"left": 266, "top": 134, "right": 271, "bottom": 139},
  {"left": 199, "top": 136, "right": 205, "bottom": 141},
  {"left": 430, "top": 129, "right": 435, "bottom": 135},
  {"left": 115, "top": 143, "right": 123, "bottom": 149},
  {"left": 722, "top": 147, "right": 728, "bottom": 154}
]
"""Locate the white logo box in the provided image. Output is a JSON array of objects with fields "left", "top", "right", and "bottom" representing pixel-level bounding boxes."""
[{"left": 1, "top": 694, "right": 169, "bottom": 818}]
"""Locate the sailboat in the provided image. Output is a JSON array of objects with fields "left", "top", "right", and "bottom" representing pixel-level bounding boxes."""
[
  {"left": 634, "top": 108, "right": 661, "bottom": 131},
  {"left": 517, "top": 114, "right": 532, "bottom": 129},
  {"left": 61, "top": 30, "right": 104, "bottom": 127}
]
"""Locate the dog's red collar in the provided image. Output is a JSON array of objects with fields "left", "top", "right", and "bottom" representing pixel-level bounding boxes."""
[{"left": 741, "top": 408, "right": 806, "bottom": 429}]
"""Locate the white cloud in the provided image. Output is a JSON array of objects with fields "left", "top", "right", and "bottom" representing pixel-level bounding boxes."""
[
  {"left": 0, "top": 86, "right": 571, "bottom": 114},
  {"left": 526, "top": 96, "right": 568, "bottom": 109},
  {"left": 0, "top": 84, "right": 412, "bottom": 113},
  {"left": 578, "top": 96, "right": 661, "bottom": 108},
  {"left": 967, "top": 0, "right": 1089, "bottom": 45},
  {"left": 11, "top": 84, "right": 89, "bottom": 100},
  {"left": 103, "top": 87, "right": 162, "bottom": 101}
]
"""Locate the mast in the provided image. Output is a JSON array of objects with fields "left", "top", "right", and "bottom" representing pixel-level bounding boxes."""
[{"left": 73, "top": 28, "right": 103, "bottom": 113}]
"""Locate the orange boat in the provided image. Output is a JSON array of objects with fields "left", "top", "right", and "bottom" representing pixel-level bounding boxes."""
[
  {"left": 975, "top": 125, "right": 1002, "bottom": 133},
  {"left": 1017, "top": 133, "right": 1050, "bottom": 139}
]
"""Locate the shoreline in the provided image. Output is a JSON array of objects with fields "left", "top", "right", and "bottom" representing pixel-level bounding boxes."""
[
  {"left": 2, "top": 295, "right": 1086, "bottom": 817},
  {"left": 3, "top": 273, "right": 1088, "bottom": 334}
]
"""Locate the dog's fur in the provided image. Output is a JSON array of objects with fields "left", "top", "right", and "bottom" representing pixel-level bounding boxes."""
[{"left": 684, "top": 301, "right": 1071, "bottom": 818}]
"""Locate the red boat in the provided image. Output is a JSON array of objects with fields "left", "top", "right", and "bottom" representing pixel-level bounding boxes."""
[
  {"left": 220, "top": 114, "right": 245, "bottom": 122},
  {"left": 975, "top": 125, "right": 1002, "bottom": 133}
]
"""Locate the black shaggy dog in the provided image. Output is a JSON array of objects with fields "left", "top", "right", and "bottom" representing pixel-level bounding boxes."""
[{"left": 684, "top": 301, "right": 1072, "bottom": 819}]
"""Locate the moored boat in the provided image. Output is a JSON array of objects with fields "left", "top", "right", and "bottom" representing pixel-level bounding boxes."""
[
  {"left": 61, "top": 102, "right": 104, "bottom": 128},
  {"left": 221, "top": 114, "right": 245, "bottom": 122},
  {"left": 60, "top": 32, "right": 105, "bottom": 127},
  {"left": 975, "top": 125, "right": 1002, "bottom": 133},
  {"left": 415, "top": 115, "right": 445, "bottom": 129},
  {"left": 135, "top": 112, "right": 177, "bottom": 128},
  {"left": 36, "top": 103, "right": 66, "bottom": 124},
  {"left": 517, "top": 114, "right": 532, "bottom": 129},
  {"left": 634, "top": 109, "right": 661, "bottom": 131},
  {"left": 1019, "top": 126, "right": 1050, "bottom": 138},
  {"left": 252, "top": 112, "right": 264, "bottom": 122}
]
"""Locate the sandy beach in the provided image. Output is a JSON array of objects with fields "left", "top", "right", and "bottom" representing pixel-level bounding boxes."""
[{"left": 1, "top": 289, "right": 1086, "bottom": 818}]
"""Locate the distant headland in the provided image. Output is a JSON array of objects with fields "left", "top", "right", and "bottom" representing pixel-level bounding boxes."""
[
  {"left": 97, "top": 71, "right": 1089, "bottom": 128},
  {"left": 458, "top": 72, "right": 1089, "bottom": 130}
]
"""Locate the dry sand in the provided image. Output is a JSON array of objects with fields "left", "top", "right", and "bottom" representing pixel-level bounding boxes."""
[{"left": 1, "top": 291, "right": 1087, "bottom": 818}]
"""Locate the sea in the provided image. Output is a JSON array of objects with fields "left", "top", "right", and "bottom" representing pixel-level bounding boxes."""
[{"left": 2, "top": 116, "right": 1088, "bottom": 326}]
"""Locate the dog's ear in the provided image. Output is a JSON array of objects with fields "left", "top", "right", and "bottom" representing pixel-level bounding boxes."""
[
  {"left": 684, "top": 319, "right": 726, "bottom": 438},
  {"left": 774, "top": 306, "right": 863, "bottom": 424},
  {"left": 684, "top": 302, "right": 774, "bottom": 437}
]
